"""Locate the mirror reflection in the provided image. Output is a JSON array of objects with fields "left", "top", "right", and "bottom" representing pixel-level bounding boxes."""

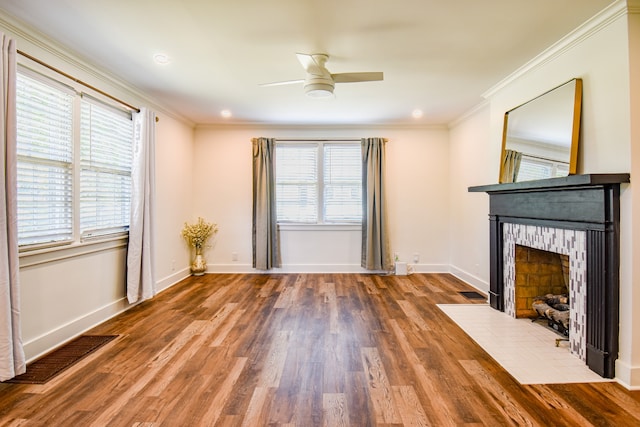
[{"left": 499, "top": 78, "right": 582, "bottom": 183}]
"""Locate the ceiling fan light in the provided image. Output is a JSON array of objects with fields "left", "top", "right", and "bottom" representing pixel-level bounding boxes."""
[{"left": 304, "top": 82, "right": 334, "bottom": 98}]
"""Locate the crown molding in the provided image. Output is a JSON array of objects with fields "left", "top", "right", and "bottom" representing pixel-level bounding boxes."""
[
  {"left": 194, "top": 122, "right": 448, "bottom": 131},
  {"left": 482, "top": 1, "right": 628, "bottom": 99}
]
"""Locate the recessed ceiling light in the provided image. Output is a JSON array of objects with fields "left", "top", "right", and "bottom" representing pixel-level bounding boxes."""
[
  {"left": 153, "top": 53, "right": 171, "bottom": 65},
  {"left": 412, "top": 109, "right": 424, "bottom": 119},
  {"left": 220, "top": 109, "right": 232, "bottom": 118}
]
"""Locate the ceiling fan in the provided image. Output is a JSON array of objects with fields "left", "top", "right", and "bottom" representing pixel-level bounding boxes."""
[{"left": 261, "top": 53, "right": 384, "bottom": 98}]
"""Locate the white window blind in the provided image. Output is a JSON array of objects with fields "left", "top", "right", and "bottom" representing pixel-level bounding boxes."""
[
  {"left": 80, "top": 97, "right": 133, "bottom": 238},
  {"left": 276, "top": 144, "right": 318, "bottom": 223},
  {"left": 16, "top": 71, "right": 74, "bottom": 246},
  {"left": 275, "top": 141, "right": 362, "bottom": 224},
  {"left": 555, "top": 163, "right": 570, "bottom": 177},
  {"left": 518, "top": 156, "right": 570, "bottom": 182},
  {"left": 323, "top": 144, "right": 362, "bottom": 222}
]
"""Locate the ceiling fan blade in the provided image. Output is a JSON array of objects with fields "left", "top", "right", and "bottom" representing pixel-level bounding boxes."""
[
  {"left": 259, "top": 79, "right": 305, "bottom": 87},
  {"left": 296, "top": 53, "right": 327, "bottom": 75},
  {"left": 332, "top": 72, "right": 384, "bottom": 83}
]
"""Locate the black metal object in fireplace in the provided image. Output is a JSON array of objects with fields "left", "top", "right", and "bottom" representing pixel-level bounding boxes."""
[{"left": 532, "top": 294, "right": 570, "bottom": 336}]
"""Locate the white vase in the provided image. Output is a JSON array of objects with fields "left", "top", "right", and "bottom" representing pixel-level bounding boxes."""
[{"left": 191, "top": 246, "right": 206, "bottom": 276}]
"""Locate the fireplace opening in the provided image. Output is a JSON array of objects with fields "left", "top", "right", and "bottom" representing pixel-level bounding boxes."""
[{"left": 514, "top": 245, "right": 571, "bottom": 336}]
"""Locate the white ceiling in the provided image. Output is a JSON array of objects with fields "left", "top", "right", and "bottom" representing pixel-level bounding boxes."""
[{"left": 0, "top": 0, "right": 616, "bottom": 126}]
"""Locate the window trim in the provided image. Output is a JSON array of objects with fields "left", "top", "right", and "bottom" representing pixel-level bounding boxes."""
[
  {"left": 278, "top": 223, "right": 362, "bottom": 231},
  {"left": 18, "top": 234, "right": 128, "bottom": 266},
  {"left": 275, "top": 139, "right": 362, "bottom": 226}
]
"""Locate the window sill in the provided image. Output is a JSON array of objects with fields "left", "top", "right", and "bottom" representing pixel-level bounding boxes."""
[
  {"left": 19, "top": 235, "right": 129, "bottom": 268},
  {"left": 278, "top": 223, "right": 362, "bottom": 231}
]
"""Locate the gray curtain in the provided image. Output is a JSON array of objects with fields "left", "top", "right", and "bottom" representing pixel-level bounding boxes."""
[
  {"left": 501, "top": 149, "right": 522, "bottom": 183},
  {"left": 0, "top": 33, "right": 25, "bottom": 381},
  {"left": 361, "top": 137, "right": 393, "bottom": 271},
  {"left": 126, "top": 108, "right": 157, "bottom": 303},
  {"left": 252, "top": 137, "right": 280, "bottom": 270}
]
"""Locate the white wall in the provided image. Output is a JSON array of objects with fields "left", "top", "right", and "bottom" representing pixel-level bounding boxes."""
[
  {"left": 449, "top": 3, "right": 640, "bottom": 387},
  {"left": 192, "top": 126, "right": 451, "bottom": 273},
  {"left": 1, "top": 16, "right": 196, "bottom": 361},
  {"left": 154, "top": 117, "right": 196, "bottom": 287},
  {"left": 448, "top": 104, "right": 493, "bottom": 291},
  {"left": 19, "top": 241, "right": 128, "bottom": 360}
]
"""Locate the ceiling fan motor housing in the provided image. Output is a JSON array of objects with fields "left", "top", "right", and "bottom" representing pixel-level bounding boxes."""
[
  {"left": 304, "top": 77, "right": 335, "bottom": 97},
  {"left": 302, "top": 54, "right": 334, "bottom": 97}
]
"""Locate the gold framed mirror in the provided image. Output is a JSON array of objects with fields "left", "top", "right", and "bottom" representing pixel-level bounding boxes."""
[{"left": 499, "top": 78, "right": 582, "bottom": 183}]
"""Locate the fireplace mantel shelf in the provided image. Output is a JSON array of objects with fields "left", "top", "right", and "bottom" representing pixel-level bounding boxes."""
[
  {"left": 468, "top": 173, "right": 630, "bottom": 194},
  {"left": 468, "top": 173, "right": 629, "bottom": 378},
  {"left": 468, "top": 174, "right": 630, "bottom": 225}
]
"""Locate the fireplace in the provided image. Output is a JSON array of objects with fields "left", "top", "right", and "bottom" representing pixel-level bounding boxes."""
[{"left": 469, "top": 174, "right": 630, "bottom": 378}]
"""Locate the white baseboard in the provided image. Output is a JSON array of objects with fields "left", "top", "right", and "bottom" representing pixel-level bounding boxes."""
[
  {"left": 614, "top": 359, "right": 640, "bottom": 390},
  {"left": 156, "top": 267, "right": 191, "bottom": 292},
  {"left": 23, "top": 297, "right": 130, "bottom": 362},
  {"left": 410, "top": 263, "right": 450, "bottom": 273},
  {"left": 206, "top": 262, "right": 454, "bottom": 274},
  {"left": 207, "top": 263, "right": 384, "bottom": 274},
  {"left": 448, "top": 265, "right": 489, "bottom": 293}
]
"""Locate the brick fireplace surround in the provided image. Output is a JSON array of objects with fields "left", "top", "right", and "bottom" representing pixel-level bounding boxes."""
[{"left": 470, "top": 174, "right": 630, "bottom": 378}]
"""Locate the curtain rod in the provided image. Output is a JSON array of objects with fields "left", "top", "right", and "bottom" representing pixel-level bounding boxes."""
[
  {"left": 275, "top": 138, "right": 388, "bottom": 142},
  {"left": 275, "top": 138, "right": 362, "bottom": 142},
  {"left": 17, "top": 49, "right": 148, "bottom": 116}
]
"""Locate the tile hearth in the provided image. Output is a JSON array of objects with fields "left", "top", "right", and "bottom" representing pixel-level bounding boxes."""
[{"left": 438, "top": 304, "right": 612, "bottom": 385}]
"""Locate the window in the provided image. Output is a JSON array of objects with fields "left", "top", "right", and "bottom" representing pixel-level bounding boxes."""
[
  {"left": 275, "top": 141, "right": 362, "bottom": 224},
  {"left": 16, "top": 67, "right": 133, "bottom": 248},
  {"left": 276, "top": 144, "right": 318, "bottom": 222},
  {"left": 80, "top": 98, "right": 133, "bottom": 238},
  {"left": 323, "top": 144, "right": 362, "bottom": 222},
  {"left": 16, "top": 71, "right": 74, "bottom": 246},
  {"left": 517, "top": 156, "right": 570, "bottom": 182}
]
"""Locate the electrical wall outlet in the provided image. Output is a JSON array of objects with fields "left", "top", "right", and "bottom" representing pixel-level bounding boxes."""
[
  {"left": 413, "top": 253, "right": 420, "bottom": 264},
  {"left": 232, "top": 252, "right": 238, "bottom": 262}
]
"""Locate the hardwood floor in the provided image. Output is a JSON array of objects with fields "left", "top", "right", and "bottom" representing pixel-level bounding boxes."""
[{"left": 2, "top": 273, "right": 640, "bottom": 426}]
